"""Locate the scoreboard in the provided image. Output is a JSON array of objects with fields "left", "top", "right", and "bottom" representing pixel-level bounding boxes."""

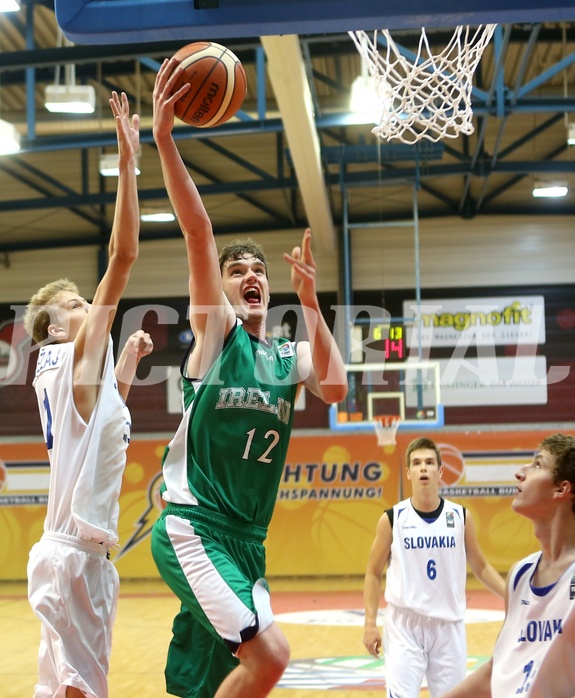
[{"left": 371, "top": 323, "right": 406, "bottom": 361}]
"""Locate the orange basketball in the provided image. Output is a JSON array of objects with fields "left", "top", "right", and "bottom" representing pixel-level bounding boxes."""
[{"left": 170, "top": 41, "right": 247, "bottom": 128}]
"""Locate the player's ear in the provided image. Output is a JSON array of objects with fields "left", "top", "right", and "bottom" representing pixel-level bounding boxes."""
[
  {"left": 555, "top": 480, "right": 572, "bottom": 498},
  {"left": 47, "top": 323, "right": 67, "bottom": 342}
]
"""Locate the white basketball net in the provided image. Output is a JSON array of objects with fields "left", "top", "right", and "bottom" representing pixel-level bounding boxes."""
[
  {"left": 349, "top": 25, "right": 497, "bottom": 144},
  {"left": 373, "top": 416, "right": 402, "bottom": 446}
]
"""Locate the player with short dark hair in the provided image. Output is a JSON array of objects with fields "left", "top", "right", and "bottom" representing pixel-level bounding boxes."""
[
  {"left": 150, "top": 56, "right": 348, "bottom": 698},
  {"left": 363, "top": 437, "right": 505, "bottom": 698},
  {"left": 218, "top": 239, "right": 267, "bottom": 275}
]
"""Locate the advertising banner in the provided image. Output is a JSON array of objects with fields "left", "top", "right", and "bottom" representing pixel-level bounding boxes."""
[
  {"left": 402, "top": 295, "right": 546, "bottom": 347},
  {"left": 0, "top": 429, "right": 547, "bottom": 580}
]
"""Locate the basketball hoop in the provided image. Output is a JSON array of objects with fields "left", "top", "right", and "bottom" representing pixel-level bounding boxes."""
[
  {"left": 373, "top": 415, "right": 402, "bottom": 446},
  {"left": 349, "top": 24, "right": 497, "bottom": 144}
]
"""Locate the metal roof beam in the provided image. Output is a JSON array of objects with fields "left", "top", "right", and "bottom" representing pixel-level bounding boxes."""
[{"left": 261, "top": 34, "right": 336, "bottom": 254}]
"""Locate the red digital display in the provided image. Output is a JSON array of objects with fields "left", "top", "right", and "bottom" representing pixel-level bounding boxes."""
[{"left": 372, "top": 324, "right": 406, "bottom": 361}]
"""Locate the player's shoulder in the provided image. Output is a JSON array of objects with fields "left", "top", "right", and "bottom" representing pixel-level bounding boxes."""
[
  {"left": 391, "top": 498, "right": 411, "bottom": 524},
  {"left": 507, "top": 552, "right": 541, "bottom": 592},
  {"left": 376, "top": 508, "right": 394, "bottom": 534}
]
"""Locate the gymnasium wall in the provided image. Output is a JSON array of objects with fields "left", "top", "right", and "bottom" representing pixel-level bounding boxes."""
[
  {"left": 0, "top": 214, "right": 574, "bottom": 304},
  {"left": 0, "top": 429, "right": 547, "bottom": 581},
  {"left": 1, "top": 220, "right": 573, "bottom": 435},
  {"left": 0, "top": 213, "right": 572, "bottom": 580}
]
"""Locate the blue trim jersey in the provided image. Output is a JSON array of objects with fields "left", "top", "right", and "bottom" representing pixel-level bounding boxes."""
[
  {"left": 161, "top": 322, "right": 299, "bottom": 529},
  {"left": 492, "top": 552, "right": 575, "bottom": 697},
  {"left": 32, "top": 339, "right": 131, "bottom": 546},
  {"left": 385, "top": 497, "right": 467, "bottom": 621}
]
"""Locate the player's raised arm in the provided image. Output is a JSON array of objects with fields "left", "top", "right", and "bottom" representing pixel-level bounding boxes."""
[
  {"left": 87, "top": 91, "right": 139, "bottom": 324},
  {"left": 73, "top": 91, "right": 141, "bottom": 416},
  {"left": 152, "top": 58, "right": 234, "bottom": 345},
  {"left": 285, "top": 228, "right": 348, "bottom": 405}
]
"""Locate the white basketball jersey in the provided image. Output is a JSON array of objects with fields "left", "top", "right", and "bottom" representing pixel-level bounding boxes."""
[
  {"left": 492, "top": 552, "right": 575, "bottom": 698},
  {"left": 33, "top": 339, "right": 131, "bottom": 546},
  {"left": 385, "top": 497, "right": 467, "bottom": 621}
]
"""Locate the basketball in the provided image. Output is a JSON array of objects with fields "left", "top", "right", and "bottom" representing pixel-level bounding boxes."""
[{"left": 170, "top": 41, "right": 247, "bottom": 128}]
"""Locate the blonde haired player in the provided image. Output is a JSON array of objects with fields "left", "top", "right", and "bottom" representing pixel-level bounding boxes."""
[
  {"left": 363, "top": 437, "right": 505, "bottom": 697},
  {"left": 23, "top": 92, "right": 152, "bottom": 698}
]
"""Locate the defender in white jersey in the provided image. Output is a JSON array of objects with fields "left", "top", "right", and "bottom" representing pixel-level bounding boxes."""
[
  {"left": 23, "top": 92, "right": 153, "bottom": 698},
  {"left": 443, "top": 433, "right": 575, "bottom": 698},
  {"left": 363, "top": 437, "right": 505, "bottom": 698}
]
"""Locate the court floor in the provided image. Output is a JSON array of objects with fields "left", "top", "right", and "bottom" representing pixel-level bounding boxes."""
[{"left": 1, "top": 576, "right": 504, "bottom": 698}]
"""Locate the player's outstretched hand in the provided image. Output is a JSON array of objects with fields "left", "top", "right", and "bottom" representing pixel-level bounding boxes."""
[
  {"left": 284, "top": 228, "right": 318, "bottom": 305},
  {"left": 152, "top": 58, "right": 191, "bottom": 139},
  {"left": 109, "top": 91, "right": 140, "bottom": 162}
]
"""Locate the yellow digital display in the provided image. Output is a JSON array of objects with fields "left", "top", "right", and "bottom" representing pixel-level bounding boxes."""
[{"left": 372, "top": 324, "right": 406, "bottom": 360}]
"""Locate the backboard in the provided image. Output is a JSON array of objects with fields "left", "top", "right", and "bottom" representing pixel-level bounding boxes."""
[
  {"left": 330, "top": 360, "right": 444, "bottom": 433},
  {"left": 55, "top": 0, "right": 575, "bottom": 45}
]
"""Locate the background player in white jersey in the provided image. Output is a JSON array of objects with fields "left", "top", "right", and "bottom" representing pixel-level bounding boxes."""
[
  {"left": 149, "top": 57, "right": 348, "bottom": 698},
  {"left": 363, "top": 437, "right": 505, "bottom": 698},
  {"left": 442, "top": 432, "right": 575, "bottom": 698},
  {"left": 23, "top": 92, "right": 153, "bottom": 698}
]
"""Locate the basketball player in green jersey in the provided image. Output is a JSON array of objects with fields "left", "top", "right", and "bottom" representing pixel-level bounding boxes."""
[{"left": 150, "top": 57, "right": 348, "bottom": 698}]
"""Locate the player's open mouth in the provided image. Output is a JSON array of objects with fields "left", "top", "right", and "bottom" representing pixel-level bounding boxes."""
[{"left": 244, "top": 287, "right": 261, "bottom": 304}]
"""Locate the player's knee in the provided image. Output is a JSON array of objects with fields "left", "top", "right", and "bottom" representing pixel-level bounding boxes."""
[
  {"left": 262, "top": 626, "right": 289, "bottom": 668},
  {"left": 241, "top": 623, "right": 290, "bottom": 683},
  {"left": 270, "top": 632, "right": 290, "bottom": 674},
  {"left": 258, "top": 638, "right": 290, "bottom": 688}
]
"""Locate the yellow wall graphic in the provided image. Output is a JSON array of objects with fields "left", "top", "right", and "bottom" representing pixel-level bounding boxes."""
[{"left": 0, "top": 429, "right": 547, "bottom": 580}]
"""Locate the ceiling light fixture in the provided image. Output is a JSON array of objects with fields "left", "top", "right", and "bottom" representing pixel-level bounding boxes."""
[
  {"left": 349, "top": 35, "right": 387, "bottom": 124},
  {"left": 0, "top": 119, "right": 20, "bottom": 154},
  {"left": 140, "top": 210, "right": 176, "bottom": 223},
  {"left": 532, "top": 181, "right": 568, "bottom": 198},
  {"left": 99, "top": 152, "right": 141, "bottom": 177},
  {"left": 45, "top": 84, "right": 96, "bottom": 114},
  {"left": 45, "top": 33, "right": 95, "bottom": 114},
  {"left": 350, "top": 75, "right": 379, "bottom": 113},
  {"left": 0, "top": 0, "right": 20, "bottom": 11}
]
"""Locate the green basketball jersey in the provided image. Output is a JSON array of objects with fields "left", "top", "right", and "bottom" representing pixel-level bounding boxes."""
[{"left": 161, "top": 322, "right": 299, "bottom": 529}]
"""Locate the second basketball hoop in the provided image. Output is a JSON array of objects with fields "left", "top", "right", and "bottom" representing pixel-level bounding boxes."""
[{"left": 373, "top": 415, "right": 402, "bottom": 447}]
